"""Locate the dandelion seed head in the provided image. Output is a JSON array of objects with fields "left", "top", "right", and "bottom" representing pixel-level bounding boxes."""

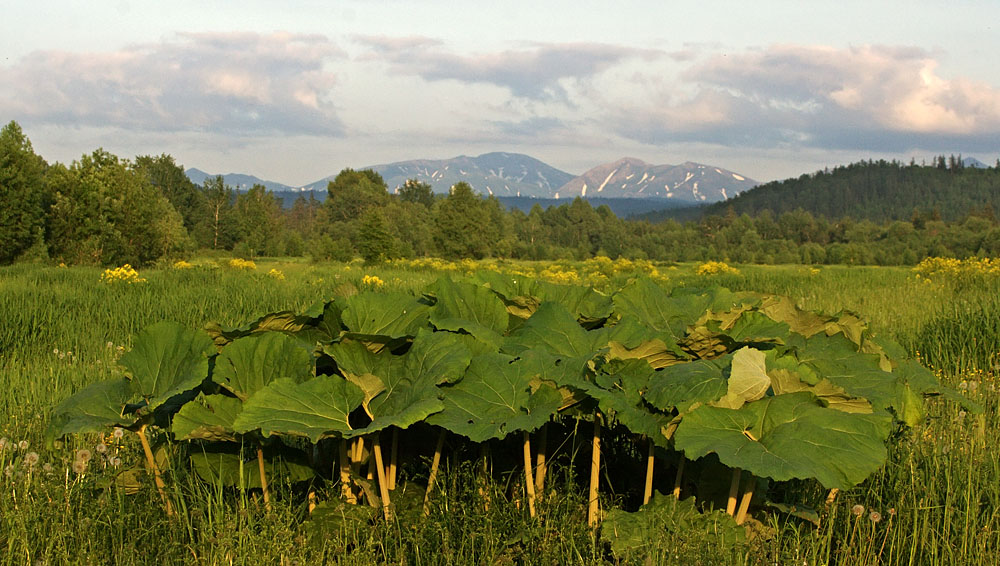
[
  {"left": 72, "top": 460, "right": 88, "bottom": 474},
  {"left": 112, "top": 427, "right": 125, "bottom": 439},
  {"left": 851, "top": 504, "right": 865, "bottom": 516},
  {"left": 869, "top": 511, "right": 882, "bottom": 523},
  {"left": 42, "top": 463, "right": 53, "bottom": 473},
  {"left": 959, "top": 380, "right": 968, "bottom": 390},
  {"left": 75, "top": 449, "right": 92, "bottom": 462},
  {"left": 959, "top": 410, "right": 967, "bottom": 418},
  {"left": 0, "top": 438, "right": 7, "bottom": 451},
  {"left": 23, "top": 452, "right": 39, "bottom": 468},
  {"left": 18, "top": 440, "right": 28, "bottom": 451},
  {"left": 95, "top": 443, "right": 107, "bottom": 454},
  {"left": 888, "top": 507, "right": 896, "bottom": 516},
  {"left": 109, "top": 456, "right": 121, "bottom": 467}
]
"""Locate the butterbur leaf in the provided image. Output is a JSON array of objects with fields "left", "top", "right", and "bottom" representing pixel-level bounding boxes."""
[
  {"left": 674, "top": 391, "right": 891, "bottom": 490},
  {"left": 645, "top": 355, "right": 731, "bottom": 413},
  {"left": 49, "top": 378, "right": 133, "bottom": 438},
  {"left": 213, "top": 332, "right": 314, "bottom": 400},
  {"left": 233, "top": 377, "right": 364, "bottom": 442},
  {"left": 190, "top": 449, "right": 315, "bottom": 488},
  {"left": 536, "top": 281, "right": 613, "bottom": 325},
  {"left": 602, "top": 492, "right": 745, "bottom": 558},
  {"left": 341, "top": 292, "right": 430, "bottom": 339},
  {"left": 503, "top": 302, "right": 598, "bottom": 359},
  {"left": 205, "top": 311, "right": 325, "bottom": 347},
  {"left": 120, "top": 321, "right": 214, "bottom": 411},
  {"left": 429, "top": 277, "right": 509, "bottom": 347},
  {"left": 427, "top": 352, "right": 563, "bottom": 441},
  {"left": 172, "top": 394, "right": 243, "bottom": 441},
  {"left": 713, "top": 347, "right": 770, "bottom": 409}
]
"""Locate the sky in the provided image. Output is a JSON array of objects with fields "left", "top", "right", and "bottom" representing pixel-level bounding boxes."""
[{"left": 2, "top": 0, "right": 999, "bottom": 186}]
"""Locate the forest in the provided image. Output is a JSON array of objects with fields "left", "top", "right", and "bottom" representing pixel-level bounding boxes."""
[{"left": 3, "top": 119, "right": 1000, "bottom": 268}]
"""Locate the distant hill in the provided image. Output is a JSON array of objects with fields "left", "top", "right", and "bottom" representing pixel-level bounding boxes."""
[
  {"left": 556, "top": 158, "right": 757, "bottom": 203},
  {"left": 185, "top": 168, "right": 297, "bottom": 193},
  {"left": 303, "top": 152, "right": 575, "bottom": 198},
  {"left": 700, "top": 159, "right": 1000, "bottom": 223},
  {"left": 495, "top": 196, "right": 700, "bottom": 218}
]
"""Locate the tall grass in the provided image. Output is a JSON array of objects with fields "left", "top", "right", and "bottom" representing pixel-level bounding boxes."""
[{"left": 1, "top": 259, "right": 997, "bottom": 564}]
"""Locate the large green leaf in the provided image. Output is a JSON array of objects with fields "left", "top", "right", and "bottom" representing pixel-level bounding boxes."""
[
  {"left": 172, "top": 394, "right": 243, "bottom": 441},
  {"left": 233, "top": 377, "right": 364, "bottom": 442},
  {"left": 340, "top": 292, "right": 430, "bottom": 339},
  {"left": 588, "top": 359, "right": 673, "bottom": 447},
  {"left": 205, "top": 311, "right": 329, "bottom": 347},
  {"left": 536, "top": 281, "right": 613, "bottom": 325},
  {"left": 712, "top": 347, "right": 770, "bottom": 409},
  {"left": 213, "top": 332, "right": 315, "bottom": 400},
  {"left": 602, "top": 492, "right": 745, "bottom": 558},
  {"left": 48, "top": 378, "right": 133, "bottom": 438},
  {"left": 674, "top": 391, "right": 891, "bottom": 490},
  {"left": 503, "top": 302, "right": 599, "bottom": 359},
  {"left": 644, "top": 355, "right": 732, "bottom": 413},
  {"left": 429, "top": 277, "right": 509, "bottom": 348},
  {"left": 427, "top": 352, "right": 563, "bottom": 441},
  {"left": 190, "top": 448, "right": 315, "bottom": 488},
  {"left": 120, "top": 321, "right": 214, "bottom": 411}
]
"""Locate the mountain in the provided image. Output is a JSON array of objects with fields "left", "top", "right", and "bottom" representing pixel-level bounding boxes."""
[
  {"left": 964, "top": 157, "right": 989, "bottom": 169},
  {"left": 185, "top": 168, "right": 296, "bottom": 193},
  {"left": 555, "top": 158, "right": 757, "bottom": 203},
  {"left": 303, "top": 152, "right": 575, "bottom": 198}
]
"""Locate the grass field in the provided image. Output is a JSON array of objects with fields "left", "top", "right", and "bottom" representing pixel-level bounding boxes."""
[{"left": 0, "top": 258, "right": 997, "bottom": 565}]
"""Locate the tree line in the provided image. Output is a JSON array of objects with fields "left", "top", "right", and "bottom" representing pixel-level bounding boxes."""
[{"left": 2, "top": 120, "right": 999, "bottom": 267}]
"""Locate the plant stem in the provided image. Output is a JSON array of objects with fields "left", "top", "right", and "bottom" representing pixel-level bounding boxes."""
[
  {"left": 137, "top": 424, "right": 174, "bottom": 517},
  {"left": 534, "top": 424, "right": 548, "bottom": 498},
  {"left": 423, "top": 429, "right": 446, "bottom": 516},
  {"left": 726, "top": 467, "right": 741, "bottom": 516},
  {"left": 643, "top": 437, "right": 655, "bottom": 505},
  {"left": 372, "top": 433, "right": 392, "bottom": 520},
  {"left": 522, "top": 431, "right": 537, "bottom": 518},
  {"left": 673, "top": 456, "right": 685, "bottom": 499},
  {"left": 588, "top": 412, "right": 602, "bottom": 527},
  {"left": 735, "top": 473, "right": 753, "bottom": 525},
  {"left": 339, "top": 440, "right": 356, "bottom": 504},
  {"left": 256, "top": 443, "right": 271, "bottom": 513},
  {"left": 388, "top": 427, "right": 399, "bottom": 491}
]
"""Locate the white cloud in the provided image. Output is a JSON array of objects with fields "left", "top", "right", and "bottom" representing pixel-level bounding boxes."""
[{"left": 0, "top": 32, "right": 345, "bottom": 135}]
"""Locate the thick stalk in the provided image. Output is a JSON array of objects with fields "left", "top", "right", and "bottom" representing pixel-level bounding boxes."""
[
  {"left": 673, "top": 455, "right": 685, "bottom": 499},
  {"left": 372, "top": 434, "right": 392, "bottom": 520},
  {"left": 423, "top": 429, "right": 447, "bottom": 515},
  {"left": 388, "top": 428, "right": 399, "bottom": 491},
  {"left": 479, "top": 443, "right": 492, "bottom": 511},
  {"left": 256, "top": 443, "right": 271, "bottom": 512},
  {"left": 339, "top": 440, "right": 356, "bottom": 504},
  {"left": 726, "top": 467, "right": 742, "bottom": 516},
  {"left": 522, "top": 431, "right": 537, "bottom": 518},
  {"left": 588, "top": 412, "right": 602, "bottom": 527},
  {"left": 534, "top": 425, "right": 548, "bottom": 497},
  {"left": 643, "top": 437, "right": 655, "bottom": 505},
  {"left": 735, "top": 474, "right": 754, "bottom": 525},
  {"left": 825, "top": 488, "right": 840, "bottom": 507},
  {"left": 137, "top": 424, "right": 174, "bottom": 517}
]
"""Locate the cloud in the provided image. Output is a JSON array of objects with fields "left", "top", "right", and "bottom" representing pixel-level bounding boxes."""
[
  {"left": 355, "top": 36, "right": 655, "bottom": 100},
  {"left": 607, "top": 44, "right": 1000, "bottom": 152},
  {"left": 0, "top": 32, "right": 344, "bottom": 135}
]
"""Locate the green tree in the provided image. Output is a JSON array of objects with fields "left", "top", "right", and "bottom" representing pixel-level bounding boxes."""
[
  {"left": 47, "top": 149, "right": 190, "bottom": 265},
  {"left": 200, "top": 176, "right": 238, "bottom": 250},
  {"left": 233, "top": 184, "right": 284, "bottom": 256},
  {"left": 397, "top": 178, "right": 436, "bottom": 208},
  {"left": 324, "top": 168, "right": 390, "bottom": 222},
  {"left": 133, "top": 154, "right": 207, "bottom": 233},
  {"left": 434, "top": 182, "right": 492, "bottom": 259},
  {"left": 357, "top": 208, "right": 399, "bottom": 262},
  {"left": 0, "top": 121, "right": 48, "bottom": 263}
]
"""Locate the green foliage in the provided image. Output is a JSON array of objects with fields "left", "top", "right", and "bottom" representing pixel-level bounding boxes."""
[
  {"left": 46, "top": 149, "right": 191, "bottom": 265},
  {"left": 0, "top": 121, "right": 47, "bottom": 264}
]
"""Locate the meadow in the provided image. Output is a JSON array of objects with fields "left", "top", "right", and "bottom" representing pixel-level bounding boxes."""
[{"left": 0, "top": 257, "right": 997, "bottom": 565}]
